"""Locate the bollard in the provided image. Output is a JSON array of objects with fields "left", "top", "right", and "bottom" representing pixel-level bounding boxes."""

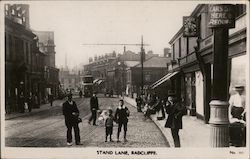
[{"left": 209, "top": 100, "right": 229, "bottom": 147}]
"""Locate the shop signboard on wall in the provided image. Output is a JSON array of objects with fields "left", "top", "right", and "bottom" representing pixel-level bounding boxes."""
[
  {"left": 208, "top": 4, "right": 235, "bottom": 28},
  {"left": 183, "top": 16, "right": 198, "bottom": 37}
]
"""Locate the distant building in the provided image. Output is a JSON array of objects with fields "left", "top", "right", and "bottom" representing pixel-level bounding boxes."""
[
  {"left": 126, "top": 56, "right": 170, "bottom": 98},
  {"left": 33, "top": 31, "right": 56, "bottom": 67},
  {"left": 34, "top": 31, "right": 59, "bottom": 99},
  {"left": 59, "top": 67, "right": 81, "bottom": 91},
  {"left": 83, "top": 51, "right": 117, "bottom": 93}
]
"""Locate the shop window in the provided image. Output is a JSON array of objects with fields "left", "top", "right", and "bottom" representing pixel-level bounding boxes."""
[{"left": 230, "top": 55, "right": 246, "bottom": 94}]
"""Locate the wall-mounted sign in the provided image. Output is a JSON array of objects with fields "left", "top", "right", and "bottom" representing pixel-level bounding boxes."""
[
  {"left": 183, "top": 16, "right": 198, "bottom": 37},
  {"left": 208, "top": 4, "right": 235, "bottom": 28}
]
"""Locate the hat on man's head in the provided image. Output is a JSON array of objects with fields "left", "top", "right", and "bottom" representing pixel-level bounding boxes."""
[
  {"left": 168, "top": 90, "right": 176, "bottom": 96},
  {"left": 67, "top": 93, "right": 73, "bottom": 97},
  {"left": 234, "top": 85, "right": 244, "bottom": 91}
]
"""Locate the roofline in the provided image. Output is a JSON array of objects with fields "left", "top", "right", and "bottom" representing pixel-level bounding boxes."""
[
  {"left": 132, "top": 56, "right": 170, "bottom": 68},
  {"left": 132, "top": 56, "right": 154, "bottom": 68},
  {"left": 168, "top": 4, "right": 204, "bottom": 44}
]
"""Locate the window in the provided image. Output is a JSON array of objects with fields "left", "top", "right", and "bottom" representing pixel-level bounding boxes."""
[
  {"left": 9, "top": 35, "right": 13, "bottom": 60},
  {"left": 5, "top": 4, "right": 9, "bottom": 16},
  {"left": 235, "top": 4, "right": 246, "bottom": 18},
  {"left": 200, "top": 13, "right": 212, "bottom": 39},
  {"left": 230, "top": 55, "right": 246, "bottom": 94},
  {"left": 179, "top": 38, "right": 181, "bottom": 58},
  {"left": 145, "top": 74, "right": 151, "bottom": 82},
  {"left": 5, "top": 34, "right": 9, "bottom": 60},
  {"left": 172, "top": 43, "right": 175, "bottom": 60},
  {"left": 26, "top": 42, "right": 29, "bottom": 64},
  {"left": 11, "top": 9, "right": 15, "bottom": 15}
]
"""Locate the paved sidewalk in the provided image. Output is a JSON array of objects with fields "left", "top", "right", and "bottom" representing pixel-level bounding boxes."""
[
  {"left": 124, "top": 96, "right": 210, "bottom": 147},
  {"left": 5, "top": 100, "right": 64, "bottom": 120}
]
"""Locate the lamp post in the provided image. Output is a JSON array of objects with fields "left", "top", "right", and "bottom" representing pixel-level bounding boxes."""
[{"left": 208, "top": 4, "right": 235, "bottom": 147}]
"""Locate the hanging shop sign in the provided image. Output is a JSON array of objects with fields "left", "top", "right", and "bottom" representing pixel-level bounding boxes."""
[
  {"left": 208, "top": 4, "right": 235, "bottom": 28},
  {"left": 183, "top": 16, "right": 199, "bottom": 37}
]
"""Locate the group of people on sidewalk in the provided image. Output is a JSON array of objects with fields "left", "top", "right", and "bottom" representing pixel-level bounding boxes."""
[
  {"left": 15, "top": 92, "right": 54, "bottom": 114},
  {"left": 62, "top": 92, "right": 130, "bottom": 146},
  {"left": 135, "top": 85, "right": 246, "bottom": 147},
  {"left": 136, "top": 91, "right": 185, "bottom": 147}
]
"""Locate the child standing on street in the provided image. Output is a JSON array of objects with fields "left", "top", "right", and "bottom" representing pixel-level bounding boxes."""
[{"left": 105, "top": 109, "right": 114, "bottom": 142}]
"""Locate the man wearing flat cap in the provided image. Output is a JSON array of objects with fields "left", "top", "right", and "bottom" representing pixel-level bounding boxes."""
[
  {"left": 164, "top": 90, "right": 186, "bottom": 147},
  {"left": 229, "top": 85, "right": 246, "bottom": 121},
  {"left": 62, "top": 94, "right": 82, "bottom": 146}
]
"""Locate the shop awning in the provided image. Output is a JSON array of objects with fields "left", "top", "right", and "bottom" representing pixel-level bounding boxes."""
[
  {"left": 151, "top": 71, "right": 179, "bottom": 89},
  {"left": 97, "top": 80, "right": 103, "bottom": 85},
  {"left": 93, "top": 79, "right": 99, "bottom": 84}
]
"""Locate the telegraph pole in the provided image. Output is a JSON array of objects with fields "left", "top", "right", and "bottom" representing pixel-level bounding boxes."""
[{"left": 140, "top": 36, "right": 145, "bottom": 96}]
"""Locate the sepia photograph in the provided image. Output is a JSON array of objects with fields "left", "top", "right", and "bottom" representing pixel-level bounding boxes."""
[{"left": 1, "top": 0, "right": 249, "bottom": 159}]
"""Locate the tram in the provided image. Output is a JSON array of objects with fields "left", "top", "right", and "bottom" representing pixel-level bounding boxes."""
[{"left": 83, "top": 75, "right": 93, "bottom": 97}]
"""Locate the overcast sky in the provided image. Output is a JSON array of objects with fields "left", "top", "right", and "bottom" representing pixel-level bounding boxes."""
[{"left": 28, "top": 1, "right": 198, "bottom": 69}]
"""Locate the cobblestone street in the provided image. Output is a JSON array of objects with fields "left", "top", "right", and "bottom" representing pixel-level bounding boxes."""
[{"left": 5, "top": 95, "right": 169, "bottom": 147}]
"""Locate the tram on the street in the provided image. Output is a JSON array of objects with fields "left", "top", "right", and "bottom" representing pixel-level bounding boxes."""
[{"left": 82, "top": 75, "right": 93, "bottom": 97}]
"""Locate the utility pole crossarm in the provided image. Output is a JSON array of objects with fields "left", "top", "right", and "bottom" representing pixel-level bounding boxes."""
[{"left": 81, "top": 43, "right": 150, "bottom": 46}]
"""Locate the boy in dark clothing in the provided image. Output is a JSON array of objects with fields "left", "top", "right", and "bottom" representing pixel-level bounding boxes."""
[
  {"left": 115, "top": 100, "right": 130, "bottom": 142},
  {"left": 62, "top": 94, "right": 82, "bottom": 146},
  {"left": 105, "top": 109, "right": 114, "bottom": 142}
]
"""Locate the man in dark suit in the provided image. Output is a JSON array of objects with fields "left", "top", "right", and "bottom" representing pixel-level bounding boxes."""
[
  {"left": 62, "top": 94, "right": 82, "bottom": 146},
  {"left": 164, "top": 91, "right": 185, "bottom": 147},
  {"left": 88, "top": 92, "right": 99, "bottom": 125},
  {"left": 115, "top": 99, "right": 130, "bottom": 142}
]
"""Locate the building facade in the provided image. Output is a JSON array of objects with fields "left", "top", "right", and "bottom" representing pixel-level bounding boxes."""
[
  {"left": 127, "top": 56, "right": 170, "bottom": 98},
  {"left": 83, "top": 51, "right": 117, "bottom": 93},
  {"left": 34, "top": 31, "right": 59, "bottom": 100},
  {"left": 167, "top": 4, "right": 246, "bottom": 123},
  {"left": 5, "top": 4, "right": 44, "bottom": 113},
  {"left": 5, "top": 4, "right": 60, "bottom": 113}
]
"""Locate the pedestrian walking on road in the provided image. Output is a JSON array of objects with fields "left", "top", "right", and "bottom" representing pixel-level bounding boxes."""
[
  {"left": 114, "top": 99, "right": 130, "bottom": 142},
  {"left": 135, "top": 95, "right": 142, "bottom": 112},
  {"left": 164, "top": 91, "right": 185, "bottom": 147},
  {"left": 62, "top": 94, "right": 82, "bottom": 146},
  {"left": 27, "top": 92, "right": 32, "bottom": 112},
  {"left": 105, "top": 109, "right": 114, "bottom": 142},
  {"left": 79, "top": 90, "right": 83, "bottom": 98},
  {"left": 48, "top": 93, "right": 54, "bottom": 106},
  {"left": 88, "top": 92, "right": 99, "bottom": 125},
  {"left": 18, "top": 92, "right": 25, "bottom": 113}
]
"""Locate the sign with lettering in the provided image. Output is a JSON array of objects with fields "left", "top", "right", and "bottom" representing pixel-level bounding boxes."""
[
  {"left": 208, "top": 4, "right": 235, "bottom": 28},
  {"left": 183, "top": 16, "right": 198, "bottom": 37}
]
